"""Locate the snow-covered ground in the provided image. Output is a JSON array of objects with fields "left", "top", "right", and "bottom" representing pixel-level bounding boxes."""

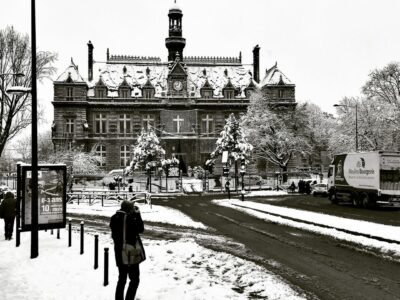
[
  {"left": 68, "top": 201, "right": 207, "bottom": 229},
  {"left": 213, "top": 199, "right": 400, "bottom": 258},
  {"left": 0, "top": 201, "right": 306, "bottom": 300}
]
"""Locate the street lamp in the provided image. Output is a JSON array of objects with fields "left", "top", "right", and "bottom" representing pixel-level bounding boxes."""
[
  {"left": 239, "top": 163, "right": 246, "bottom": 201},
  {"left": 5, "top": 0, "right": 39, "bottom": 259},
  {"left": 333, "top": 103, "right": 358, "bottom": 151}
]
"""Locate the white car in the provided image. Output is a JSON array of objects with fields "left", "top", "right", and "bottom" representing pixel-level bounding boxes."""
[{"left": 312, "top": 183, "right": 328, "bottom": 196}]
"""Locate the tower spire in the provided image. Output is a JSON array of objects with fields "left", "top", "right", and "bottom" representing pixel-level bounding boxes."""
[{"left": 165, "top": 1, "right": 186, "bottom": 62}]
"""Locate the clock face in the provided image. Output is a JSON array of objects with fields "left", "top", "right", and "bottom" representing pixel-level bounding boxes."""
[{"left": 173, "top": 80, "right": 183, "bottom": 91}]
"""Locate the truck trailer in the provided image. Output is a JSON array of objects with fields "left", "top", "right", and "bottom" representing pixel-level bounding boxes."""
[{"left": 327, "top": 151, "right": 400, "bottom": 208}]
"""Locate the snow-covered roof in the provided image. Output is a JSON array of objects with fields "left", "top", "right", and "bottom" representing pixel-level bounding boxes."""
[
  {"left": 56, "top": 59, "right": 85, "bottom": 83},
  {"left": 260, "top": 62, "right": 293, "bottom": 86},
  {"left": 88, "top": 61, "right": 254, "bottom": 98}
]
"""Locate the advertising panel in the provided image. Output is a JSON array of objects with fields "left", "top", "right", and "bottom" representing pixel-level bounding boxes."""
[
  {"left": 342, "top": 153, "right": 379, "bottom": 189},
  {"left": 20, "top": 164, "right": 67, "bottom": 231}
]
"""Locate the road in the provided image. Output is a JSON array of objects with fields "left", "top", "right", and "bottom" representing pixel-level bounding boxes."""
[{"left": 150, "top": 194, "right": 400, "bottom": 300}]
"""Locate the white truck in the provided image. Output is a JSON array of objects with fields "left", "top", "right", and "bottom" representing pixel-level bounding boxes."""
[{"left": 327, "top": 151, "right": 400, "bottom": 208}]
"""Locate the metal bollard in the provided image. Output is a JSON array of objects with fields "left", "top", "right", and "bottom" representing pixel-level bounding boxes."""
[
  {"left": 57, "top": 229, "right": 60, "bottom": 239},
  {"left": 94, "top": 235, "right": 99, "bottom": 269},
  {"left": 104, "top": 248, "right": 109, "bottom": 286},
  {"left": 51, "top": 229, "right": 53, "bottom": 235},
  {"left": 68, "top": 218, "right": 72, "bottom": 247},
  {"left": 80, "top": 221, "right": 84, "bottom": 255},
  {"left": 16, "top": 228, "right": 21, "bottom": 247}
]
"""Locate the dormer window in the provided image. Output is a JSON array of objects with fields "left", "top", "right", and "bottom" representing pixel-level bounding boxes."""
[
  {"left": 222, "top": 79, "right": 235, "bottom": 99},
  {"left": 119, "top": 89, "right": 130, "bottom": 99},
  {"left": 95, "top": 77, "right": 107, "bottom": 98},
  {"left": 95, "top": 88, "right": 106, "bottom": 98},
  {"left": 200, "top": 79, "right": 213, "bottom": 99},
  {"left": 143, "top": 89, "right": 154, "bottom": 99},
  {"left": 118, "top": 78, "right": 131, "bottom": 99},
  {"left": 202, "top": 91, "right": 212, "bottom": 99},
  {"left": 142, "top": 77, "right": 155, "bottom": 99},
  {"left": 224, "top": 90, "right": 234, "bottom": 99}
]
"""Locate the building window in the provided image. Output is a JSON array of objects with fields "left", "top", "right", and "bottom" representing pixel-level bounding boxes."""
[
  {"left": 143, "top": 89, "right": 153, "bottom": 99},
  {"left": 120, "top": 145, "right": 130, "bottom": 167},
  {"left": 95, "top": 114, "right": 107, "bottom": 134},
  {"left": 96, "top": 145, "right": 106, "bottom": 167},
  {"left": 203, "top": 91, "right": 212, "bottom": 99},
  {"left": 119, "top": 114, "right": 131, "bottom": 134},
  {"left": 224, "top": 90, "right": 234, "bottom": 99},
  {"left": 173, "top": 115, "right": 184, "bottom": 133},
  {"left": 65, "top": 118, "right": 74, "bottom": 134},
  {"left": 96, "top": 88, "right": 106, "bottom": 98},
  {"left": 66, "top": 87, "right": 73, "bottom": 100},
  {"left": 119, "top": 89, "right": 129, "bottom": 99},
  {"left": 279, "top": 89, "right": 284, "bottom": 99},
  {"left": 142, "top": 114, "right": 155, "bottom": 129},
  {"left": 67, "top": 141, "right": 73, "bottom": 151},
  {"left": 201, "top": 114, "right": 214, "bottom": 134}
]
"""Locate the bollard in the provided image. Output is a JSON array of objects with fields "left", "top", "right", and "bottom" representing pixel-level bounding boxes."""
[
  {"left": 104, "top": 248, "right": 109, "bottom": 286},
  {"left": 101, "top": 195, "right": 104, "bottom": 207},
  {"left": 57, "top": 229, "right": 60, "bottom": 239},
  {"left": 51, "top": 229, "right": 53, "bottom": 235},
  {"left": 94, "top": 235, "right": 99, "bottom": 269},
  {"left": 80, "top": 221, "right": 84, "bottom": 255},
  {"left": 16, "top": 227, "right": 21, "bottom": 247},
  {"left": 68, "top": 218, "right": 72, "bottom": 247}
]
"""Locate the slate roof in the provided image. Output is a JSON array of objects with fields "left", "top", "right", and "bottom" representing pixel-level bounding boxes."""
[
  {"left": 56, "top": 59, "right": 86, "bottom": 83},
  {"left": 260, "top": 62, "right": 293, "bottom": 86},
  {"left": 56, "top": 59, "right": 293, "bottom": 98}
]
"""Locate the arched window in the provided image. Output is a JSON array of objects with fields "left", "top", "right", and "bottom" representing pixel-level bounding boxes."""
[
  {"left": 96, "top": 144, "right": 106, "bottom": 167},
  {"left": 120, "top": 145, "right": 130, "bottom": 167}
]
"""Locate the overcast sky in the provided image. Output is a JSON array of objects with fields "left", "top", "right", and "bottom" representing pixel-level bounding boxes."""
[{"left": 2, "top": 0, "right": 400, "bottom": 122}]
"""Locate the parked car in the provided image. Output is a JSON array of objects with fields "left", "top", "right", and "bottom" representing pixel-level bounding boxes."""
[{"left": 312, "top": 183, "right": 328, "bottom": 196}]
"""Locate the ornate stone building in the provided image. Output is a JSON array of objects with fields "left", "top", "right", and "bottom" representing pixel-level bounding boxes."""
[{"left": 51, "top": 2, "right": 296, "bottom": 172}]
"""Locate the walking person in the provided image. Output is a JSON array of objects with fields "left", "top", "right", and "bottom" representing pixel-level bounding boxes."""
[
  {"left": 0, "top": 191, "right": 17, "bottom": 240},
  {"left": 110, "top": 200, "right": 145, "bottom": 300}
]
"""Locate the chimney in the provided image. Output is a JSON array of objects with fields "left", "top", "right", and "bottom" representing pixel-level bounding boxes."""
[
  {"left": 253, "top": 45, "right": 260, "bottom": 83},
  {"left": 87, "top": 41, "right": 94, "bottom": 81}
]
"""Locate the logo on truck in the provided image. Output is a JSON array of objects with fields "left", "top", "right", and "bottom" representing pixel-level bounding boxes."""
[{"left": 349, "top": 157, "right": 375, "bottom": 176}]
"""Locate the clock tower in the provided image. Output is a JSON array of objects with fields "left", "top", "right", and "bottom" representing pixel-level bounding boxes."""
[
  {"left": 165, "top": 1, "right": 186, "bottom": 62},
  {"left": 167, "top": 52, "right": 188, "bottom": 98}
]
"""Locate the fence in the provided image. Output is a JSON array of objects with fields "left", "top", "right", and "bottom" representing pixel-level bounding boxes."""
[{"left": 67, "top": 190, "right": 151, "bottom": 207}]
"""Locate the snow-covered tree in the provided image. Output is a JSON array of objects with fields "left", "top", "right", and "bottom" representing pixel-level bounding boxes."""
[
  {"left": 127, "top": 127, "right": 166, "bottom": 172},
  {"left": 45, "top": 146, "right": 103, "bottom": 175},
  {"left": 241, "top": 90, "right": 310, "bottom": 175},
  {"left": 332, "top": 96, "right": 399, "bottom": 153},
  {"left": 210, "top": 113, "right": 253, "bottom": 164}
]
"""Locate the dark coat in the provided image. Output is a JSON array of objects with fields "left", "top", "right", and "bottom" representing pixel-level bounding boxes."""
[
  {"left": 0, "top": 192, "right": 16, "bottom": 219},
  {"left": 110, "top": 209, "right": 145, "bottom": 267}
]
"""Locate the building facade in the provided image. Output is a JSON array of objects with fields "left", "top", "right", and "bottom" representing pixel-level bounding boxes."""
[{"left": 52, "top": 3, "right": 296, "bottom": 173}]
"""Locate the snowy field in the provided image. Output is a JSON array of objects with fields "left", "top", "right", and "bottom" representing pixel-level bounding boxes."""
[
  {"left": 0, "top": 201, "right": 305, "bottom": 300},
  {"left": 213, "top": 199, "right": 400, "bottom": 258}
]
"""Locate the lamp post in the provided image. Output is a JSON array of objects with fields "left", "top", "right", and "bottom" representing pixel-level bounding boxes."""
[
  {"left": 239, "top": 163, "right": 246, "bottom": 201},
  {"left": 334, "top": 103, "right": 359, "bottom": 151},
  {"left": 6, "top": 0, "right": 39, "bottom": 258}
]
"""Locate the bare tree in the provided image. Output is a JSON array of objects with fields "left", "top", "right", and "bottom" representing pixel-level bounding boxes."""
[
  {"left": 0, "top": 26, "right": 57, "bottom": 156},
  {"left": 362, "top": 62, "right": 400, "bottom": 107}
]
